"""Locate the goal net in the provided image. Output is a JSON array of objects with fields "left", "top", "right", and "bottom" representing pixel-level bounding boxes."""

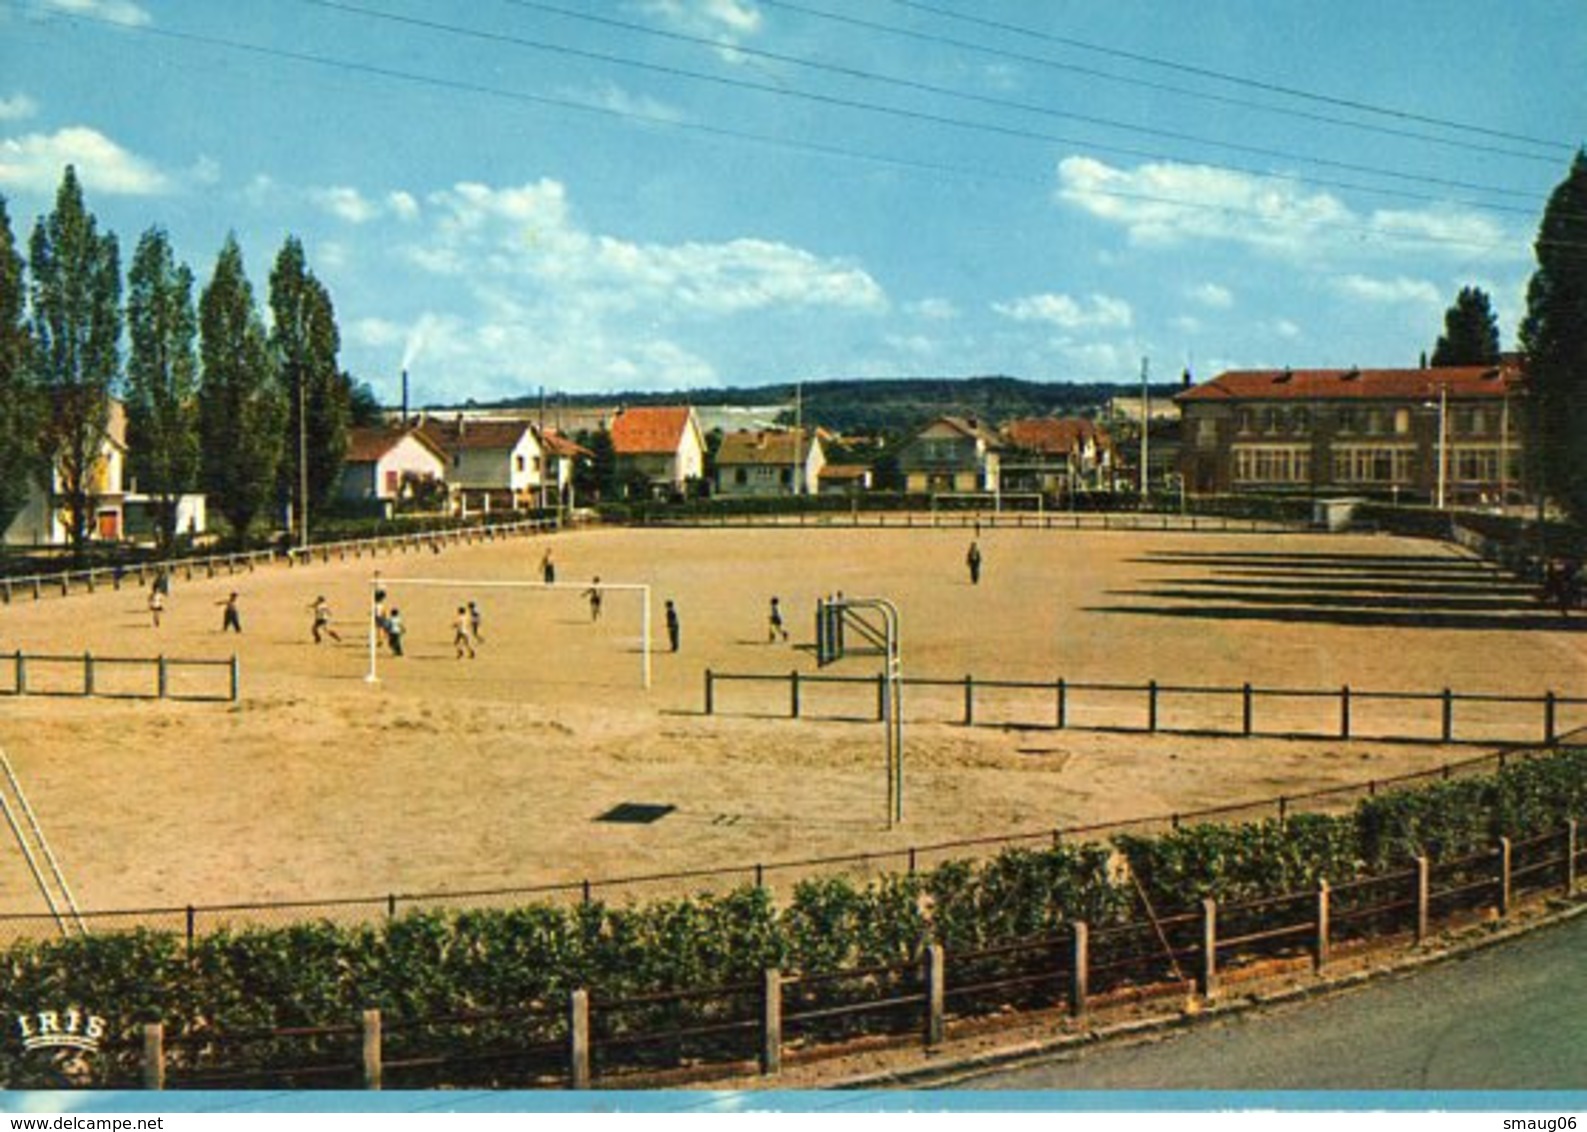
[{"left": 364, "top": 576, "right": 652, "bottom": 689}]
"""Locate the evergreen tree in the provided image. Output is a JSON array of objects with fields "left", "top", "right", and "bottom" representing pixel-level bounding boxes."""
[
  {"left": 269, "top": 237, "right": 347, "bottom": 540},
  {"left": 1430, "top": 286, "right": 1502, "bottom": 366},
  {"left": 1519, "top": 151, "right": 1587, "bottom": 524},
  {"left": 125, "top": 226, "right": 200, "bottom": 555},
  {"left": 198, "top": 235, "right": 282, "bottom": 542},
  {"left": 27, "top": 167, "right": 120, "bottom": 561},
  {"left": 0, "top": 197, "right": 42, "bottom": 545}
]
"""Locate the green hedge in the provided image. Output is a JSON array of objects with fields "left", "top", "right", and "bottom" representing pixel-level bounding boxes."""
[{"left": 4, "top": 747, "right": 1583, "bottom": 1086}]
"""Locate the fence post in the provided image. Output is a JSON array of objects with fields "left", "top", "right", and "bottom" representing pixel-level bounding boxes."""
[
  {"left": 142, "top": 1022, "right": 165, "bottom": 1090},
  {"left": 1568, "top": 819, "right": 1579, "bottom": 897},
  {"left": 790, "top": 670, "right": 801, "bottom": 719},
  {"left": 924, "top": 944, "right": 945, "bottom": 1047},
  {"left": 1339, "top": 685, "right": 1351, "bottom": 740},
  {"left": 15, "top": 650, "right": 25, "bottom": 695},
  {"left": 157, "top": 655, "right": 168, "bottom": 699},
  {"left": 1056, "top": 678, "right": 1066, "bottom": 729},
  {"left": 962, "top": 675, "right": 974, "bottom": 727},
  {"left": 704, "top": 669, "right": 714, "bottom": 715},
  {"left": 1147, "top": 679, "right": 1158, "bottom": 733},
  {"left": 1544, "top": 691, "right": 1557, "bottom": 745},
  {"left": 1498, "top": 837, "right": 1512, "bottom": 917},
  {"left": 1315, "top": 880, "right": 1330, "bottom": 971},
  {"left": 1414, "top": 856, "right": 1430, "bottom": 944},
  {"left": 362, "top": 1008, "right": 383, "bottom": 1090},
  {"left": 1441, "top": 688, "right": 1454, "bottom": 743},
  {"left": 83, "top": 652, "right": 94, "bottom": 697},
  {"left": 1069, "top": 920, "right": 1089, "bottom": 1018},
  {"left": 1198, "top": 897, "right": 1218, "bottom": 999},
  {"left": 568, "top": 989, "right": 591, "bottom": 1089},
  {"left": 761, "top": 969, "right": 782, "bottom": 1076},
  {"left": 1242, "top": 682, "right": 1253, "bottom": 736},
  {"left": 229, "top": 655, "right": 240, "bottom": 703},
  {"left": 877, "top": 672, "right": 887, "bottom": 723}
]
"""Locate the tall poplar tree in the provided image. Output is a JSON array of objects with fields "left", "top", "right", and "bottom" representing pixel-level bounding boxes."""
[
  {"left": 0, "top": 196, "right": 42, "bottom": 544},
  {"left": 28, "top": 166, "right": 120, "bottom": 560},
  {"left": 198, "top": 235, "right": 282, "bottom": 542},
  {"left": 1430, "top": 286, "right": 1501, "bottom": 367},
  {"left": 1519, "top": 151, "right": 1587, "bottom": 524},
  {"left": 270, "top": 236, "right": 347, "bottom": 540},
  {"left": 125, "top": 226, "right": 200, "bottom": 555}
]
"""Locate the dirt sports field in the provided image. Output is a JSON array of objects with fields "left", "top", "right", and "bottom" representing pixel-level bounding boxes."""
[{"left": 0, "top": 523, "right": 1582, "bottom": 917}]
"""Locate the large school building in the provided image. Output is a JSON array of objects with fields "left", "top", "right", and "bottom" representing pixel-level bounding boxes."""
[{"left": 1176, "top": 360, "right": 1525, "bottom": 506}]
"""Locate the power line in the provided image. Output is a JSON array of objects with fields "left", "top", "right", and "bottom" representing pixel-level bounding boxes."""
[
  {"left": 884, "top": 0, "right": 1577, "bottom": 155},
  {"left": 756, "top": 0, "right": 1569, "bottom": 168},
  {"left": 17, "top": 3, "right": 1583, "bottom": 255},
  {"left": 306, "top": 0, "right": 1546, "bottom": 210}
]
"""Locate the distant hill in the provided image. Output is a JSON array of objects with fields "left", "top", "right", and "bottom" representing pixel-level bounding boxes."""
[{"left": 475, "top": 375, "right": 1186, "bottom": 436}]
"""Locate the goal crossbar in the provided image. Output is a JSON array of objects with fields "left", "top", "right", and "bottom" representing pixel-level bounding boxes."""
[{"left": 365, "top": 576, "right": 652, "bottom": 689}]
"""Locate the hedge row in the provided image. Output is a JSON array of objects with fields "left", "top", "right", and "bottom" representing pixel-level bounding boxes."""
[{"left": 5, "top": 747, "right": 1583, "bottom": 1087}]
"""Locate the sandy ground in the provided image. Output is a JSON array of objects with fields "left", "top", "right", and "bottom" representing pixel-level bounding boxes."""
[{"left": 0, "top": 523, "right": 1582, "bottom": 919}]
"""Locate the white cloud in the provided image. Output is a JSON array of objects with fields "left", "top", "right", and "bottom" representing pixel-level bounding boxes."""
[
  {"left": 1188, "top": 282, "right": 1234, "bottom": 309},
  {"left": 387, "top": 190, "right": 419, "bottom": 221},
  {"left": 907, "top": 297, "right": 959, "bottom": 321},
  {"left": 1270, "top": 318, "right": 1302, "bottom": 339},
  {"left": 1056, "top": 155, "right": 1522, "bottom": 262},
  {"left": 410, "top": 179, "right": 885, "bottom": 315},
  {"left": 642, "top": 0, "right": 762, "bottom": 39},
  {"left": 566, "top": 81, "right": 686, "bottom": 125},
  {"left": 39, "top": 0, "right": 151, "bottom": 26},
  {"left": 311, "top": 186, "right": 380, "bottom": 224},
  {"left": 0, "top": 126, "right": 169, "bottom": 194},
  {"left": 0, "top": 94, "right": 38, "bottom": 121},
  {"left": 1172, "top": 315, "right": 1203, "bottom": 334},
  {"left": 1332, "top": 274, "right": 1441, "bottom": 305},
  {"left": 993, "top": 291, "right": 1133, "bottom": 330}
]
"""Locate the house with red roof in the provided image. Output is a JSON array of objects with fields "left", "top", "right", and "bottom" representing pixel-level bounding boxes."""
[
  {"left": 417, "top": 416, "right": 550, "bottom": 513},
  {"left": 1176, "top": 361, "right": 1524, "bottom": 505},
  {"left": 999, "top": 417, "right": 1115, "bottom": 497},
  {"left": 338, "top": 426, "right": 449, "bottom": 505},
  {"left": 609, "top": 406, "right": 706, "bottom": 498}
]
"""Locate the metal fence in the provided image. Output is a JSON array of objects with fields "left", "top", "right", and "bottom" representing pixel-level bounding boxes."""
[
  {"left": 703, "top": 669, "right": 1587, "bottom": 748},
  {"left": 1, "top": 650, "right": 238, "bottom": 702},
  {"left": 0, "top": 745, "right": 1559, "bottom": 947},
  {"left": 0, "top": 517, "right": 563, "bottom": 605},
  {"left": 636, "top": 510, "right": 1302, "bottom": 533},
  {"left": 101, "top": 820, "right": 1585, "bottom": 1090}
]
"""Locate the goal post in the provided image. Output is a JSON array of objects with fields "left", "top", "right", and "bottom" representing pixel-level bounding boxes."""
[
  {"left": 364, "top": 576, "right": 652, "bottom": 689},
  {"left": 929, "top": 491, "right": 1045, "bottom": 516}
]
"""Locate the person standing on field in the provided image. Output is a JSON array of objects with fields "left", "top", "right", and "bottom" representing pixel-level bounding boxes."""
[
  {"left": 665, "top": 599, "right": 680, "bottom": 652},
  {"left": 218, "top": 592, "right": 242, "bottom": 633},
  {"left": 148, "top": 584, "right": 165, "bottom": 628},
  {"left": 966, "top": 540, "right": 982, "bottom": 585},
  {"left": 386, "top": 608, "right": 405, "bottom": 657},
  {"left": 541, "top": 548, "right": 556, "bottom": 585},
  {"left": 767, "top": 596, "right": 789, "bottom": 642},
  {"left": 453, "top": 605, "right": 476, "bottom": 659},
  {"left": 583, "top": 576, "right": 603, "bottom": 622},
  {"left": 468, "top": 600, "right": 484, "bottom": 643}
]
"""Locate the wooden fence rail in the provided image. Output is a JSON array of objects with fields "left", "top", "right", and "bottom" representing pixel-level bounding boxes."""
[
  {"left": 118, "top": 824, "right": 1584, "bottom": 1090},
  {"left": 2, "top": 650, "right": 238, "bottom": 703},
  {"left": 0, "top": 517, "right": 562, "bottom": 605},
  {"left": 702, "top": 669, "right": 1585, "bottom": 748}
]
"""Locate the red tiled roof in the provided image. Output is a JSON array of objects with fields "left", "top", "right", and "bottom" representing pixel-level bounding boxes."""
[
  {"left": 540, "top": 429, "right": 591, "bottom": 459},
  {"left": 820, "top": 464, "right": 871, "bottom": 481},
  {"left": 1177, "top": 363, "right": 1520, "bottom": 403},
  {"left": 416, "top": 418, "right": 535, "bottom": 454},
  {"left": 610, "top": 406, "right": 695, "bottom": 455},
  {"left": 715, "top": 428, "right": 816, "bottom": 466},
  {"left": 1001, "top": 417, "right": 1112, "bottom": 455},
  {"left": 917, "top": 415, "right": 1004, "bottom": 447}
]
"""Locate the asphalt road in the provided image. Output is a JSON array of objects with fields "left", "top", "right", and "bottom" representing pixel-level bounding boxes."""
[{"left": 959, "top": 913, "right": 1587, "bottom": 1091}]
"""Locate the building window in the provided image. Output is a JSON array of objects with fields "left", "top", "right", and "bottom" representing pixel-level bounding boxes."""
[
  {"left": 1233, "top": 446, "right": 1310, "bottom": 483},
  {"left": 1331, "top": 445, "right": 1415, "bottom": 484},
  {"left": 734, "top": 468, "right": 747, "bottom": 485},
  {"left": 1290, "top": 408, "right": 1310, "bottom": 434},
  {"left": 1394, "top": 408, "right": 1411, "bottom": 435},
  {"left": 1337, "top": 408, "right": 1359, "bottom": 434},
  {"left": 1238, "top": 409, "right": 1256, "bottom": 435},
  {"left": 515, "top": 455, "right": 526, "bottom": 472}
]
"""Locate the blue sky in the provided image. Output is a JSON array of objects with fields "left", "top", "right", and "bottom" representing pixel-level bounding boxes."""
[{"left": 1, "top": 0, "right": 1582, "bottom": 407}]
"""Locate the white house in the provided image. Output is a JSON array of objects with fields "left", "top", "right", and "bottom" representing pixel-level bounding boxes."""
[
  {"left": 609, "top": 406, "right": 707, "bottom": 496},
  {"left": 714, "top": 428, "right": 826, "bottom": 497},
  {"left": 417, "top": 416, "right": 549, "bottom": 513},
  {"left": 5, "top": 400, "right": 128, "bottom": 546},
  {"left": 339, "top": 426, "right": 449, "bottom": 504}
]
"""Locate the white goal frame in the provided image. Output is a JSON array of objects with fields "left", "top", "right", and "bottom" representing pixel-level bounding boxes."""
[
  {"left": 929, "top": 491, "right": 1045, "bottom": 515},
  {"left": 364, "top": 576, "right": 652, "bottom": 689}
]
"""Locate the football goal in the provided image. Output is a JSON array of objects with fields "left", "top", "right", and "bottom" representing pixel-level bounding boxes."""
[{"left": 364, "top": 576, "right": 652, "bottom": 689}]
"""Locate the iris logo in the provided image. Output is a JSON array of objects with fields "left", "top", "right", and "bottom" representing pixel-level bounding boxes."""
[{"left": 15, "top": 1008, "right": 107, "bottom": 1054}]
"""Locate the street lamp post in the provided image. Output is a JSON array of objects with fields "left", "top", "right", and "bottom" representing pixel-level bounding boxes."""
[{"left": 1436, "top": 384, "right": 1448, "bottom": 511}]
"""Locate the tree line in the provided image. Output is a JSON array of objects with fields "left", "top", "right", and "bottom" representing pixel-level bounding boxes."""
[{"left": 0, "top": 166, "right": 378, "bottom": 561}]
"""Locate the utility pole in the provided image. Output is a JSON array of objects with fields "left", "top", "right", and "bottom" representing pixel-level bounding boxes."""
[
  {"left": 1436, "top": 383, "right": 1448, "bottom": 510},
  {"left": 298, "top": 371, "right": 310, "bottom": 549},
  {"left": 1139, "top": 356, "right": 1150, "bottom": 503}
]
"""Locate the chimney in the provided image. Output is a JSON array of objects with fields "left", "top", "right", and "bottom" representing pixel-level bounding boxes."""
[
  {"left": 401, "top": 369, "right": 410, "bottom": 421},
  {"left": 456, "top": 412, "right": 465, "bottom": 439}
]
